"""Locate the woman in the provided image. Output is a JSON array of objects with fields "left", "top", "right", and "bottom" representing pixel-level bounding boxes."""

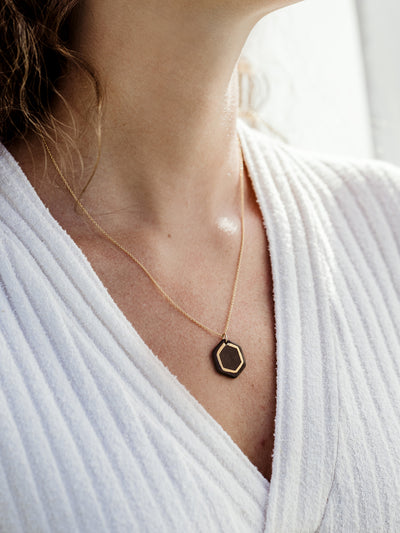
[{"left": 0, "top": 0, "right": 399, "bottom": 531}]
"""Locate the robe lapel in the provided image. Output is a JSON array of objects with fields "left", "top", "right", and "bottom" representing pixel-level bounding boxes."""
[{"left": 238, "top": 119, "right": 340, "bottom": 532}]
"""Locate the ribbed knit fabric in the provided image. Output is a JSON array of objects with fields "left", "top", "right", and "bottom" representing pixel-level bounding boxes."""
[{"left": 0, "top": 117, "right": 399, "bottom": 532}]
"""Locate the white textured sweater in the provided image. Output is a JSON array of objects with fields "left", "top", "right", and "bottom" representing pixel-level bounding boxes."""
[{"left": 0, "top": 118, "right": 400, "bottom": 533}]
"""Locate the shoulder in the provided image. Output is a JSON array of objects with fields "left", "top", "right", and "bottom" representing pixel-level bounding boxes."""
[
  {"left": 277, "top": 142, "right": 400, "bottom": 239},
  {"left": 239, "top": 119, "right": 400, "bottom": 241},
  {"left": 279, "top": 140, "right": 400, "bottom": 198},
  {"left": 0, "top": 142, "right": 25, "bottom": 241},
  {"left": 239, "top": 118, "right": 400, "bottom": 194},
  {"left": 0, "top": 141, "right": 47, "bottom": 253},
  {"left": 0, "top": 145, "right": 47, "bottom": 309}
]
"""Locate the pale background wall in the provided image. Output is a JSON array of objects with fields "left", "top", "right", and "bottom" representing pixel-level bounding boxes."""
[
  {"left": 357, "top": 0, "right": 400, "bottom": 165},
  {"left": 240, "top": 0, "right": 400, "bottom": 164}
]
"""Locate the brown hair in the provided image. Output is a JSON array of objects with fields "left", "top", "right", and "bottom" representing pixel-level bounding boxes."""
[{"left": 0, "top": 0, "right": 100, "bottom": 146}]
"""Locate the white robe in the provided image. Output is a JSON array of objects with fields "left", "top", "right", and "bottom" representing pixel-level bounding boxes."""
[{"left": 0, "top": 118, "right": 399, "bottom": 532}]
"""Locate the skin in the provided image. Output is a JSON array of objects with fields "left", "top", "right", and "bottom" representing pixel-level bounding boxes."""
[
  {"left": 35, "top": 0, "right": 301, "bottom": 235},
  {"left": 10, "top": 0, "right": 302, "bottom": 481}
]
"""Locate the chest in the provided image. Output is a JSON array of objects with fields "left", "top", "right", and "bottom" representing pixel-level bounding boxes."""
[{"left": 74, "top": 217, "right": 277, "bottom": 482}]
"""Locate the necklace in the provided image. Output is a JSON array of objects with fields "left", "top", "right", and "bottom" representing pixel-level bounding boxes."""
[{"left": 42, "top": 134, "right": 246, "bottom": 378}]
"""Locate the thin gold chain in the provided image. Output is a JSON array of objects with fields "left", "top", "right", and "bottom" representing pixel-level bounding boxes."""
[{"left": 42, "top": 135, "right": 245, "bottom": 340}]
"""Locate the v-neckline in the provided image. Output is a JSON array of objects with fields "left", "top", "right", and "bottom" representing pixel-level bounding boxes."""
[
  {"left": 0, "top": 119, "right": 275, "bottom": 488},
  {"left": 0, "top": 118, "right": 340, "bottom": 532}
]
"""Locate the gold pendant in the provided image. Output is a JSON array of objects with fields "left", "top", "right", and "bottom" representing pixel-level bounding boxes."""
[{"left": 212, "top": 339, "right": 246, "bottom": 378}]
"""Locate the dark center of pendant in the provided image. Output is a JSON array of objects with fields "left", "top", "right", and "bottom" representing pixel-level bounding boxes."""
[{"left": 212, "top": 340, "right": 246, "bottom": 378}]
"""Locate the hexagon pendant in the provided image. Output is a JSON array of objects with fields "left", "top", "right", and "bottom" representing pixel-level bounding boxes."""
[{"left": 211, "top": 339, "right": 246, "bottom": 378}]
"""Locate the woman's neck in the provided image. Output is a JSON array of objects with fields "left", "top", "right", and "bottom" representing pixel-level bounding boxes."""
[
  {"left": 14, "top": 1, "right": 275, "bottom": 238},
  {"left": 62, "top": 1, "right": 263, "bottom": 231}
]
